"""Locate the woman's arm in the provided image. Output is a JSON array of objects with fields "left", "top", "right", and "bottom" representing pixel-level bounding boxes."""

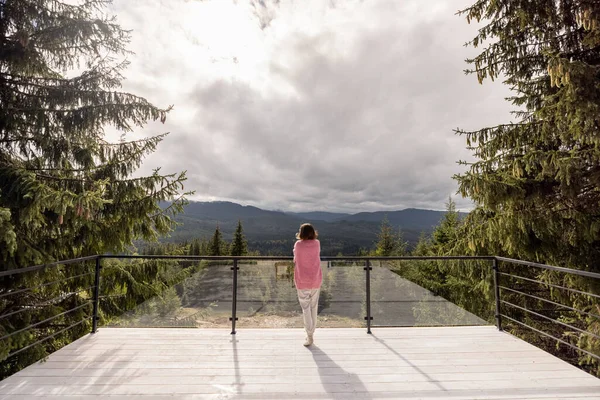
[{"left": 293, "top": 240, "right": 298, "bottom": 265}]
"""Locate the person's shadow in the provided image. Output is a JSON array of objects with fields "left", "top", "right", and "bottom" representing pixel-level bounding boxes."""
[{"left": 307, "top": 345, "right": 372, "bottom": 400}]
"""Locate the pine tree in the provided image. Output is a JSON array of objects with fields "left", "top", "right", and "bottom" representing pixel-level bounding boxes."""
[
  {"left": 0, "top": 0, "right": 189, "bottom": 378},
  {"left": 188, "top": 239, "right": 202, "bottom": 256},
  {"left": 356, "top": 247, "right": 369, "bottom": 257},
  {"left": 0, "top": 1, "right": 189, "bottom": 267},
  {"left": 402, "top": 206, "right": 457, "bottom": 300},
  {"left": 230, "top": 220, "right": 248, "bottom": 256},
  {"left": 193, "top": 239, "right": 201, "bottom": 256},
  {"left": 374, "top": 217, "right": 406, "bottom": 256},
  {"left": 209, "top": 226, "right": 224, "bottom": 256},
  {"left": 456, "top": 0, "right": 600, "bottom": 373},
  {"left": 432, "top": 197, "right": 461, "bottom": 254},
  {"left": 413, "top": 232, "right": 433, "bottom": 257},
  {"left": 199, "top": 238, "right": 210, "bottom": 256},
  {"left": 455, "top": 1, "right": 600, "bottom": 265}
]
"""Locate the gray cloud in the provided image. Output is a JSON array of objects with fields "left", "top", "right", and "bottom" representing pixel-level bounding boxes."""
[{"left": 114, "top": 0, "right": 513, "bottom": 213}]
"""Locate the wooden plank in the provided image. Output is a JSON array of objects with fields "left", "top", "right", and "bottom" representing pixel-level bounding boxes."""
[
  {"left": 0, "top": 370, "right": 591, "bottom": 386},
  {"left": 62, "top": 338, "right": 527, "bottom": 347},
  {"left": 1, "top": 396, "right": 599, "bottom": 400},
  {"left": 66, "top": 336, "right": 512, "bottom": 346},
  {"left": 89, "top": 326, "right": 501, "bottom": 338},
  {"left": 2, "top": 378, "right": 600, "bottom": 396},
  {"left": 66, "top": 333, "right": 513, "bottom": 346},
  {"left": 10, "top": 362, "right": 576, "bottom": 378},
  {"left": 45, "top": 350, "right": 549, "bottom": 362},
  {"left": 16, "top": 355, "right": 564, "bottom": 369},
  {"left": 55, "top": 344, "right": 533, "bottom": 354},
  {"left": 63, "top": 338, "right": 523, "bottom": 347},
  {"left": 1, "top": 395, "right": 599, "bottom": 400}
]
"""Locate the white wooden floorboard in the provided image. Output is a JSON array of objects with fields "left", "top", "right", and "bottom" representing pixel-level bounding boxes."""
[{"left": 1, "top": 326, "right": 599, "bottom": 399}]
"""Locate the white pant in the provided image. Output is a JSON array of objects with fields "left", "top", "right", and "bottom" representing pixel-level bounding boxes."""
[{"left": 297, "top": 289, "right": 320, "bottom": 336}]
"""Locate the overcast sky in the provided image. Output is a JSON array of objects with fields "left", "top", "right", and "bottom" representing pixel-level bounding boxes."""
[{"left": 108, "top": 0, "right": 513, "bottom": 213}]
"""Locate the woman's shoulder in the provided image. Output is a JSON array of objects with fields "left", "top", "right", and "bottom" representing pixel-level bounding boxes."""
[{"left": 295, "top": 239, "right": 319, "bottom": 246}]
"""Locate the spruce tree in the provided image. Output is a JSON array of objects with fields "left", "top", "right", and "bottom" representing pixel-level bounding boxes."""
[
  {"left": 199, "top": 238, "right": 210, "bottom": 255},
  {"left": 230, "top": 220, "right": 248, "bottom": 256},
  {"left": 374, "top": 217, "right": 406, "bottom": 256},
  {"left": 432, "top": 197, "right": 461, "bottom": 254},
  {"left": 209, "top": 226, "right": 224, "bottom": 256},
  {"left": 0, "top": 0, "right": 188, "bottom": 378},
  {"left": 188, "top": 239, "right": 202, "bottom": 256},
  {"left": 456, "top": 1, "right": 600, "bottom": 265},
  {"left": 456, "top": 0, "right": 600, "bottom": 373}
]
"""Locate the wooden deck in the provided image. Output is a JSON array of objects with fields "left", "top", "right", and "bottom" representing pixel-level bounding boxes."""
[{"left": 1, "top": 326, "right": 599, "bottom": 399}]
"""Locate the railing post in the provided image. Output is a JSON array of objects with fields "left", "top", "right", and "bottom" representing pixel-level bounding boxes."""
[
  {"left": 364, "top": 259, "right": 373, "bottom": 334},
  {"left": 492, "top": 257, "right": 502, "bottom": 331},
  {"left": 230, "top": 259, "right": 239, "bottom": 335},
  {"left": 92, "top": 256, "right": 101, "bottom": 334}
]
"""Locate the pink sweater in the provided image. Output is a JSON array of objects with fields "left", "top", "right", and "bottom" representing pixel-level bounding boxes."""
[{"left": 293, "top": 239, "right": 322, "bottom": 289}]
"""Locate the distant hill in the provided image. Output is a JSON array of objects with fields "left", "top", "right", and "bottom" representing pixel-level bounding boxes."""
[
  {"left": 285, "top": 211, "right": 351, "bottom": 222},
  {"left": 183, "top": 201, "right": 287, "bottom": 220},
  {"left": 340, "top": 208, "right": 466, "bottom": 231},
  {"left": 161, "top": 201, "right": 461, "bottom": 255}
]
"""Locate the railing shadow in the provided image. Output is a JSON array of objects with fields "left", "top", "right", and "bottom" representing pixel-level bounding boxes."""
[
  {"left": 308, "top": 345, "right": 372, "bottom": 400},
  {"left": 370, "top": 333, "right": 447, "bottom": 392},
  {"left": 231, "top": 336, "right": 243, "bottom": 395}
]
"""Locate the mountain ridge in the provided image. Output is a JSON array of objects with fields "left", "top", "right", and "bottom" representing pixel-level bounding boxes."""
[{"left": 162, "top": 201, "right": 463, "bottom": 255}]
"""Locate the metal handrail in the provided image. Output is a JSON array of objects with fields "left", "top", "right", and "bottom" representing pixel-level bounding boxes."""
[
  {"left": 7, "top": 317, "right": 93, "bottom": 359},
  {"left": 495, "top": 256, "right": 600, "bottom": 280},
  {"left": 0, "top": 254, "right": 596, "bottom": 275},
  {"left": 95, "top": 254, "right": 495, "bottom": 262},
  {"left": 496, "top": 258, "right": 600, "bottom": 370},
  {"left": 498, "top": 285, "right": 600, "bottom": 320},
  {"left": 0, "top": 285, "right": 95, "bottom": 321},
  {"left": 0, "top": 272, "right": 95, "bottom": 300},
  {"left": 498, "top": 271, "right": 600, "bottom": 300},
  {"left": 501, "top": 315, "right": 600, "bottom": 361},
  {"left": 0, "top": 302, "right": 93, "bottom": 341},
  {"left": 500, "top": 300, "right": 600, "bottom": 341},
  {"left": 0, "top": 255, "right": 99, "bottom": 278}
]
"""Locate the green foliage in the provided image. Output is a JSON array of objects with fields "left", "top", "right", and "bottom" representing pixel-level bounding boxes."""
[
  {"left": 230, "top": 220, "right": 248, "bottom": 256},
  {"left": 432, "top": 197, "right": 460, "bottom": 254},
  {"left": 100, "top": 258, "right": 190, "bottom": 322},
  {"left": 455, "top": 1, "right": 600, "bottom": 264},
  {"left": 389, "top": 199, "right": 495, "bottom": 323},
  {"left": 404, "top": 233, "right": 448, "bottom": 296},
  {"left": 174, "top": 238, "right": 209, "bottom": 256},
  {"left": 454, "top": 0, "right": 600, "bottom": 374},
  {"left": 373, "top": 217, "right": 407, "bottom": 256},
  {"left": 209, "top": 226, "right": 226, "bottom": 256},
  {"left": 0, "top": 0, "right": 189, "bottom": 378}
]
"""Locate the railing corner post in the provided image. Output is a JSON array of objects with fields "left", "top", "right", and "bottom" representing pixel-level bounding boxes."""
[
  {"left": 92, "top": 256, "right": 101, "bottom": 334},
  {"left": 230, "top": 259, "right": 239, "bottom": 335},
  {"left": 492, "top": 257, "right": 502, "bottom": 332},
  {"left": 364, "top": 259, "right": 372, "bottom": 334}
]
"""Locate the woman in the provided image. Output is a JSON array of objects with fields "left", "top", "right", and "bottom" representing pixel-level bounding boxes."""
[{"left": 293, "top": 223, "right": 322, "bottom": 346}]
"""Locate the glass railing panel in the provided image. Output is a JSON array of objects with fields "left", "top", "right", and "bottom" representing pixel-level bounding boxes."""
[
  {"left": 105, "top": 259, "right": 232, "bottom": 328},
  {"left": 371, "top": 259, "right": 491, "bottom": 327},
  {"left": 235, "top": 260, "right": 367, "bottom": 328}
]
